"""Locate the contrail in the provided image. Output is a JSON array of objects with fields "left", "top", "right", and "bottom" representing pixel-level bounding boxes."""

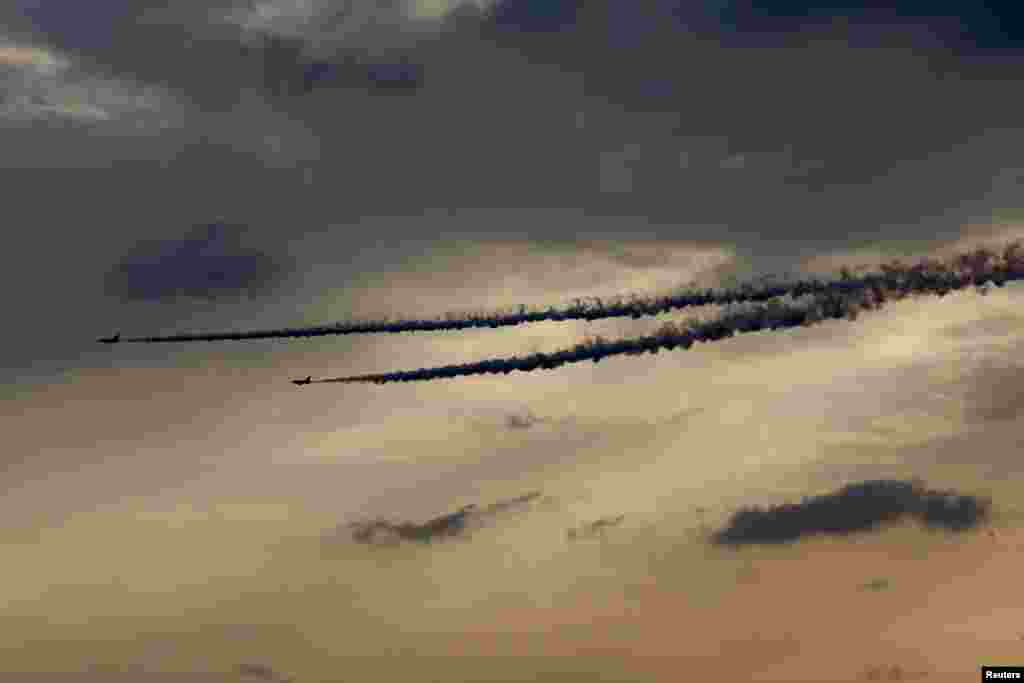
[
  {"left": 100, "top": 242, "right": 1022, "bottom": 344},
  {"left": 311, "top": 255, "right": 1016, "bottom": 385}
]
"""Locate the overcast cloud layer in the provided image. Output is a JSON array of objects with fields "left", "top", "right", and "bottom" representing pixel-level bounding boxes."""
[{"left": 5, "top": 2, "right": 1024, "bottom": 681}]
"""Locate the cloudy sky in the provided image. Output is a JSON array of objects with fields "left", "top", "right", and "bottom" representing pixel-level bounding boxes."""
[{"left": 5, "top": 1, "right": 1024, "bottom": 680}]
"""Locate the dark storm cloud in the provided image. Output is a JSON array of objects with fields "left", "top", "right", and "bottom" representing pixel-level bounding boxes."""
[
  {"left": 715, "top": 2, "right": 1024, "bottom": 56},
  {"left": 5, "top": 0, "right": 1024, "bottom": 289},
  {"left": 476, "top": 0, "right": 1024, "bottom": 55},
  {"left": 445, "top": 0, "right": 1024, "bottom": 260},
  {"left": 5, "top": 3, "right": 424, "bottom": 112},
  {"left": 103, "top": 222, "right": 292, "bottom": 303},
  {"left": 252, "top": 33, "right": 425, "bottom": 97},
  {"left": 482, "top": 0, "right": 584, "bottom": 34},
  {"left": 712, "top": 479, "right": 991, "bottom": 546}
]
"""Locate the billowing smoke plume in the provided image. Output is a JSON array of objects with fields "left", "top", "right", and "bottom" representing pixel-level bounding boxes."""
[
  {"left": 101, "top": 241, "right": 1021, "bottom": 346},
  {"left": 313, "top": 246, "right": 1019, "bottom": 384}
]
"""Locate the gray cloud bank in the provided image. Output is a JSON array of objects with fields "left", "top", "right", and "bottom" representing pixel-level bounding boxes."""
[{"left": 5, "top": 1, "right": 1023, "bottom": 256}]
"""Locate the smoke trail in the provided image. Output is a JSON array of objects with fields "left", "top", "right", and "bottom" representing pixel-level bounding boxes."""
[
  {"left": 313, "top": 254, "right": 1016, "bottom": 385},
  {"left": 102, "top": 241, "right": 1022, "bottom": 344}
]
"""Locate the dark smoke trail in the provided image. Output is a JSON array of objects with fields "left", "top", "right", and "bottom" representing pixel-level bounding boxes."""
[
  {"left": 101, "top": 290, "right": 757, "bottom": 343},
  {"left": 102, "top": 241, "right": 1022, "bottom": 344},
  {"left": 102, "top": 243, "right": 1019, "bottom": 344},
  {"left": 96, "top": 278, "right": 835, "bottom": 343},
  {"left": 313, "top": 254, "right": 1015, "bottom": 385}
]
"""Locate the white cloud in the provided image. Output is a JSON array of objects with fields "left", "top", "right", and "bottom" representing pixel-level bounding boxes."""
[
  {"left": 408, "top": 0, "right": 492, "bottom": 20},
  {"left": 218, "top": 0, "right": 495, "bottom": 54},
  {"left": 0, "top": 39, "right": 181, "bottom": 131},
  {"left": 0, "top": 44, "right": 69, "bottom": 75},
  {"left": 223, "top": 0, "right": 323, "bottom": 34}
]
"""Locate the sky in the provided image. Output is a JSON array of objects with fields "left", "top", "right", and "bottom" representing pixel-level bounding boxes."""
[{"left": 4, "top": 1, "right": 1024, "bottom": 680}]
